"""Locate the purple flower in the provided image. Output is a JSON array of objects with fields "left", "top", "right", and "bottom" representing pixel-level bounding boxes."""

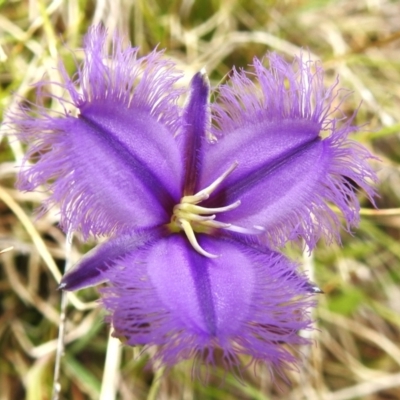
[{"left": 11, "top": 27, "right": 376, "bottom": 377}]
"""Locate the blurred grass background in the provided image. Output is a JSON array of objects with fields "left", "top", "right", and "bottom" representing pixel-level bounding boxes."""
[{"left": 0, "top": 0, "right": 400, "bottom": 399}]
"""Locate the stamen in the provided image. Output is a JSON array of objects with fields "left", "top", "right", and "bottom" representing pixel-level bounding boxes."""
[
  {"left": 223, "top": 224, "right": 265, "bottom": 234},
  {"left": 180, "top": 220, "right": 218, "bottom": 258},
  {"left": 169, "top": 161, "right": 243, "bottom": 258},
  {"left": 183, "top": 214, "right": 216, "bottom": 222},
  {"left": 195, "top": 161, "right": 238, "bottom": 198},
  {"left": 175, "top": 200, "right": 241, "bottom": 216},
  {"left": 201, "top": 220, "right": 232, "bottom": 229}
]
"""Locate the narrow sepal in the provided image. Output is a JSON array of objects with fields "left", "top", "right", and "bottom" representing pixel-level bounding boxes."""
[
  {"left": 305, "top": 281, "right": 324, "bottom": 294},
  {"left": 60, "top": 228, "right": 164, "bottom": 291},
  {"left": 180, "top": 70, "right": 210, "bottom": 195}
]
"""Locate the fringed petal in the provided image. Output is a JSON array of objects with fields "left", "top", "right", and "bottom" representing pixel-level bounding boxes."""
[
  {"left": 14, "top": 113, "right": 180, "bottom": 237},
  {"left": 10, "top": 26, "right": 184, "bottom": 237},
  {"left": 102, "top": 233, "right": 314, "bottom": 377},
  {"left": 201, "top": 54, "right": 377, "bottom": 248}
]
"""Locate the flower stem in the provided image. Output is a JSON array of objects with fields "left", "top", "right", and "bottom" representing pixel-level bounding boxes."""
[
  {"left": 99, "top": 331, "right": 122, "bottom": 400},
  {"left": 51, "top": 231, "right": 73, "bottom": 400},
  {"left": 147, "top": 367, "right": 165, "bottom": 400}
]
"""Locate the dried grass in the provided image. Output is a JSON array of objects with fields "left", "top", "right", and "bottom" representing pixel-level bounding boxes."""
[{"left": 1, "top": 0, "right": 399, "bottom": 399}]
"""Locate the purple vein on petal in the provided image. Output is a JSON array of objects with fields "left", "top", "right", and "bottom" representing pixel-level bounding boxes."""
[
  {"left": 185, "top": 241, "right": 217, "bottom": 335},
  {"left": 205, "top": 136, "right": 321, "bottom": 207},
  {"left": 78, "top": 115, "right": 176, "bottom": 212},
  {"left": 181, "top": 71, "right": 210, "bottom": 195}
]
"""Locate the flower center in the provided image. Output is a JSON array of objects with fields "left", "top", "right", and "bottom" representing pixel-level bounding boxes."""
[{"left": 168, "top": 162, "right": 240, "bottom": 258}]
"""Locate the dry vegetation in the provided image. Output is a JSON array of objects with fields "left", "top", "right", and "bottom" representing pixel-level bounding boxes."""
[{"left": 1, "top": 0, "right": 400, "bottom": 399}]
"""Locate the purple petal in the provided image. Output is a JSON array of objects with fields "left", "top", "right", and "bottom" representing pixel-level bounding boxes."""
[
  {"left": 60, "top": 228, "right": 164, "bottom": 291},
  {"left": 201, "top": 54, "right": 376, "bottom": 248},
  {"left": 11, "top": 27, "right": 184, "bottom": 237},
  {"left": 102, "top": 233, "right": 314, "bottom": 374}
]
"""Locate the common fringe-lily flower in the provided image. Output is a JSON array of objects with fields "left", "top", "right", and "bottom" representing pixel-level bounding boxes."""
[{"left": 10, "top": 27, "right": 376, "bottom": 377}]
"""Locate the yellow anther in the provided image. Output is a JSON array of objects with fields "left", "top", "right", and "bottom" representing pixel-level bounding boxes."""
[
  {"left": 169, "top": 162, "right": 240, "bottom": 258},
  {"left": 200, "top": 220, "right": 232, "bottom": 229},
  {"left": 175, "top": 201, "right": 241, "bottom": 216}
]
